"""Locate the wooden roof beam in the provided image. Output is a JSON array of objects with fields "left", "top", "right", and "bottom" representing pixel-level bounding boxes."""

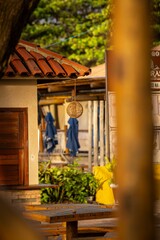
[
  {"left": 90, "top": 82, "right": 105, "bottom": 88},
  {"left": 48, "top": 86, "right": 72, "bottom": 92},
  {"left": 39, "top": 98, "right": 65, "bottom": 105},
  {"left": 37, "top": 78, "right": 105, "bottom": 89},
  {"left": 66, "top": 95, "right": 105, "bottom": 102}
]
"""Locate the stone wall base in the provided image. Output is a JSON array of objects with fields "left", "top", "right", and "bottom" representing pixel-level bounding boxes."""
[{"left": 0, "top": 189, "right": 41, "bottom": 207}]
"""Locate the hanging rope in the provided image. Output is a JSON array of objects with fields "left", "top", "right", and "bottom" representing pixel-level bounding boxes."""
[{"left": 66, "top": 79, "right": 83, "bottom": 118}]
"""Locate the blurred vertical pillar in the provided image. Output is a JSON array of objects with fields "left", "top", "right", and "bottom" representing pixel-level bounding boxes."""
[
  {"left": 93, "top": 100, "right": 99, "bottom": 166},
  {"left": 114, "top": 1, "right": 155, "bottom": 240},
  {"left": 88, "top": 100, "right": 93, "bottom": 172},
  {"left": 105, "top": 51, "right": 111, "bottom": 159},
  {"left": 50, "top": 104, "right": 56, "bottom": 119},
  {"left": 100, "top": 100, "right": 105, "bottom": 165},
  {"left": 64, "top": 125, "right": 69, "bottom": 154}
]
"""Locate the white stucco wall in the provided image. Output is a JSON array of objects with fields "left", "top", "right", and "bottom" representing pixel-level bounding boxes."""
[{"left": 0, "top": 79, "right": 38, "bottom": 184}]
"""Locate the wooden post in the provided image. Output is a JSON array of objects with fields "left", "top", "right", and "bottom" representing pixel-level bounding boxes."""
[
  {"left": 66, "top": 221, "right": 78, "bottom": 240},
  {"left": 0, "top": 196, "right": 43, "bottom": 240},
  {"left": 105, "top": 52, "right": 111, "bottom": 159},
  {"left": 93, "top": 101, "right": 99, "bottom": 166},
  {"left": 64, "top": 125, "right": 69, "bottom": 154},
  {"left": 100, "top": 100, "right": 104, "bottom": 165},
  {"left": 50, "top": 104, "right": 56, "bottom": 119},
  {"left": 114, "top": 1, "right": 155, "bottom": 240},
  {"left": 88, "top": 101, "right": 93, "bottom": 172},
  {"left": 38, "top": 124, "right": 43, "bottom": 153}
]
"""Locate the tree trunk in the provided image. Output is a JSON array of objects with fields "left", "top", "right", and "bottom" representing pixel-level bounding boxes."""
[
  {"left": 0, "top": 1, "right": 42, "bottom": 239},
  {"left": 0, "top": 0, "right": 40, "bottom": 75}
]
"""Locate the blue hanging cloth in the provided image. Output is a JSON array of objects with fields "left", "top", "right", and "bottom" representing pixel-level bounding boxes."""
[
  {"left": 66, "top": 118, "right": 80, "bottom": 157},
  {"left": 44, "top": 112, "right": 58, "bottom": 153}
]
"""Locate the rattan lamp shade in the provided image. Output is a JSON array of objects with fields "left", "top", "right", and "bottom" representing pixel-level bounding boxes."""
[{"left": 66, "top": 101, "right": 83, "bottom": 118}]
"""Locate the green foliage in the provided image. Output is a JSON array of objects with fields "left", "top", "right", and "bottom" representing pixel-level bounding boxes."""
[
  {"left": 152, "top": 0, "right": 160, "bottom": 46},
  {"left": 105, "top": 156, "right": 116, "bottom": 172},
  {"left": 21, "top": 0, "right": 160, "bottom": 64},
  {"left": 105, "top": 156, "right": 117, "bottom": 185},
  {"left": 21, "top": 0, "right": 113, "bottom": 67},
  {"left": 39, "top": 160, "right": 99, "bottom": 204}
]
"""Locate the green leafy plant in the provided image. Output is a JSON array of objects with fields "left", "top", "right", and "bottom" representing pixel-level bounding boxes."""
[
  {"left": 39, "top": 160, "right": 99, "bottom": 204},
  {"left": 105, "top": 156, "right": 117, "bottom": 185}
]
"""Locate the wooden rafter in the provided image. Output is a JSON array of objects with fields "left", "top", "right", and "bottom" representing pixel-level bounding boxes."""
[{"left": 37, "top": 77, "right": 105, "bottom": 89}]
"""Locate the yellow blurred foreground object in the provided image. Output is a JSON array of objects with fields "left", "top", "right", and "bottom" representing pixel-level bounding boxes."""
[
  {"left": 154, "top": 163, "right": 160, "bottom": 180},
  {"left": 0, "top": 194, "right": 44, "bottom": 240},
  {"left": 154, "top": 163, "right": 160, "bottom": 200},
  {"left": 93, "top": 166, "right": 115, "bottom": 205}
]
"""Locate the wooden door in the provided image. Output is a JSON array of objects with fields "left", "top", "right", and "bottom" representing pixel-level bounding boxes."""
[{"left": 0, "top": 108, "right": 28, "bottom": 185}]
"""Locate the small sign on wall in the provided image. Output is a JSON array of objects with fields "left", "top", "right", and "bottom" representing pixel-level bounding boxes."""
[
  {"left": 151, "top": 82, "right": 160, "bottom": 89},
  {"left": 151, "top": 50, "right": 160, "bottom": 90}
]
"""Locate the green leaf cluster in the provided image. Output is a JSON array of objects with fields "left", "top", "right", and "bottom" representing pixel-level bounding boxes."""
[
  {"left": 105, "top": 156, "right": 116, "bottom": 172},
  {"left": 104, "top": 156, "right": 117, "bottom": 185},
  {"left": 39, "top": 160, "right": 99, "bottom": 204},
  {"left": 152, "top": 0, "right": 160, "bottom": 46},
  {"left": 21, "top": 0, "right": 160, "bottom": 67},
  {"left": 21, "top": 0, "right": 113, "bottom": 67}
]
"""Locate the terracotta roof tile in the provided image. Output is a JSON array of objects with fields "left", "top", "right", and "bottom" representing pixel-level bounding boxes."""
[
  {"left": 47, "top": 57, "right": 66, "bottom": 77},
  {"left": 19, "top": 39, "right": 40, "bottom": 48},
  {"left": 62, "top": 58, "right": 91, "bottom": 76},
  {"left": 61, "top": 63, "right": 78, "bottom": 78},
  {"left": 26, "top": 59, "right": 43, "bottom": 77},
  {"left": 4, "top": 40, "right": 91, "bottom": 79},
  {"left": 29, "top": 51, "right": 45, "bottom": 61},
  {"left": 16, "top": 45, "right": 34, "bottom": 61},
  {"left": 30, "top": 51, "right": 55, "bottom": 77},
  {"left": 5, "top": 65, "right": 15, "bottom": 76},
  {"left": 11, "top": 53, "right": 30, "bottom": 76},
  {"left": 16, "top": 46, "right": 43, "bottom": 76},
  {"left": 39, "top": 46, "right": 91, "bottom": 76},
  {"left": 38, "top": 47, "right": 64, "bottom": 60}
]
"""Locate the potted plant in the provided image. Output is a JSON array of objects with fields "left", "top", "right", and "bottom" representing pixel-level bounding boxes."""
[{"left": 39, "top": 160, "right": 99, "bottom": 204}]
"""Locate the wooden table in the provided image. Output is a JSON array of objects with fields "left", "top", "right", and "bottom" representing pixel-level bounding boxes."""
[{"left": 23, "top": 204, "right": 117, "bottom": 240}]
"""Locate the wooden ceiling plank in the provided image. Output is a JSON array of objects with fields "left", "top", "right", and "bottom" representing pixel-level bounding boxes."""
[{"left": 39, "top": 99, "right": 64, "bottom": 105}]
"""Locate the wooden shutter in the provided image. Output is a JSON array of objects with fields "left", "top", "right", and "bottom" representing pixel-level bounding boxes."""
[{"left": 0, "top": 108, "right": 28, "bottom": 185}]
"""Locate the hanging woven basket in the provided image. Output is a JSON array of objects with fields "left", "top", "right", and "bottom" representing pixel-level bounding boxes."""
[{"left": 66, "top": 101, "right": 83, "bottom": 118}]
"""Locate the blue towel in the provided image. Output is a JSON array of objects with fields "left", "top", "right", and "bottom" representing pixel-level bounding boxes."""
[
  {"left": 44, "top": 112, "right": 58, "bottom": 153},
  {"left": 66, "top": 118, "right": 80, "bottom": 156}
]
